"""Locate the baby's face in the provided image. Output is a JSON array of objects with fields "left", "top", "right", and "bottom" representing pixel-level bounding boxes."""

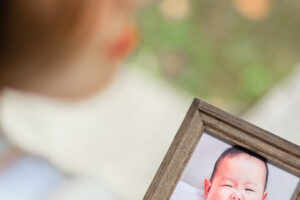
[{"left": 204, "top": 154, "right": 267, "bottom": 200}]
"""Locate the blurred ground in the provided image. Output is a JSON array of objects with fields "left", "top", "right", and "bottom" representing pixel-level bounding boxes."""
[
  {"left": 134, "top": 0, "right": 300, "bottom": 114},
  {"left": 244, "top": 64, "right": 300, "bottom": 145}
]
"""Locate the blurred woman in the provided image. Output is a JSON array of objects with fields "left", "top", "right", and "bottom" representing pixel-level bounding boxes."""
[
  {"left": 0, "top": 1, "right": 143, "bottom": 199},
  {"left": 0, "top": 0, "right": 140, "bottom": 99}
]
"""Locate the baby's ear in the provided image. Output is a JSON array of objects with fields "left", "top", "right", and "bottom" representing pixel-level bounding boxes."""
[
  {"left": 262, "top": 191, "right": 268, "bottom": 200},
  {"left": 204, "top": 178, "right": 212, "bottom": 197}
]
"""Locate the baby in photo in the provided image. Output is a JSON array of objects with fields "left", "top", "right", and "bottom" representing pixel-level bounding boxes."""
[{"left": 204, "top": 146, "right": 268, "bottom": 200}]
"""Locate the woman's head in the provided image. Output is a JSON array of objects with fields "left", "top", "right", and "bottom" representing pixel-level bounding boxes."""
[{"left": 0, "top": 0, "right": 141, "bottom": 99}]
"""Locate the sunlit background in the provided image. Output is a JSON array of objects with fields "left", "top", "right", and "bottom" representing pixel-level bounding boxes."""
[
  {"left": 0, "top": 0, "right": 299, "bottom": 199},
  {"left": 131, "top": 0, "right": 300, "bottom": 114}
]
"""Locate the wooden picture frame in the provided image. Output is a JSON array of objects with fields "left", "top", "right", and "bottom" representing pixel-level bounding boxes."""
[{"left": 144, "top": 98, "right": 300, "bottom": 200}]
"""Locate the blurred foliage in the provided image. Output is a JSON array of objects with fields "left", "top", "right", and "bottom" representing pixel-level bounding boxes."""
[{"left": 130, "top": 0, "right": 300, "bottom": 114}]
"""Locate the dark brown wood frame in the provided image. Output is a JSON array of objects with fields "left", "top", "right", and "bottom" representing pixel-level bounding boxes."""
[{"left": 144, "top": 98, "right": 300, "bottom": 200}]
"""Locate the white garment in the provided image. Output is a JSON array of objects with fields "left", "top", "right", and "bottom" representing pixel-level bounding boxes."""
[
  {"left": 170, "top": 181, "right": 205, "bottom": 200},
  {"left": 0, "top": 156, "right": 63, "bottom": 200},
  {"left": 48, "top": 178, "right": 118, "bottom": 200},
  {"left": 0, "top": 68, "right": 191, "bottom": 199}
]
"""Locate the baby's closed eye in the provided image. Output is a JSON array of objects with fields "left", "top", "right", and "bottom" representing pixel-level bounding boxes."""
[
  {"left": 222, "top": 184, "right": 233, "bottom": 188},
  {"left": 245, "top": 188, "right": 255, "bottom": 192}
]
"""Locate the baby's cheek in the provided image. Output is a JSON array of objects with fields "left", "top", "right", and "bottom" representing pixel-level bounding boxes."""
[
  {"left": 208, "top": 187, "right": 232, "bottom": 200},
  {"left": 243, "top": 191, "right": 263, "bottom": 200}
]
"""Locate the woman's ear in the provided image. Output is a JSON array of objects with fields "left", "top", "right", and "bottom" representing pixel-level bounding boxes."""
[
  {"left": 204, "top": 178, "right": 212, "bottom": 197},
  {"left": 109, "top": 20, "right": 139, "bottom": 60}
]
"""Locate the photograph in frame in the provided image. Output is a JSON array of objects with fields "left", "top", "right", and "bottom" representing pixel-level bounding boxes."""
[
  {"left": 170, "top": 132, "right": 299, "bottom": 200},
  {"left": 144, "top": 99, "right": 300, "bottom": 200}
]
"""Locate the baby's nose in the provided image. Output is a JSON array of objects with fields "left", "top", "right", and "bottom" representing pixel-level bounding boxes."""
[{"left": 229, "top": 192, "right": 242, "bottom": 200}]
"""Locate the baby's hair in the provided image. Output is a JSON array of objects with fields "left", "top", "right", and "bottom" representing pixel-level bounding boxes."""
[{"left": 210, "top": 145, "right": 269, "bottom": 191}]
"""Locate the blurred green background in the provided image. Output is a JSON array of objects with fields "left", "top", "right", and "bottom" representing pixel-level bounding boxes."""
[{"left": 130, "top": 0, "right": 300, "bottom": 114}]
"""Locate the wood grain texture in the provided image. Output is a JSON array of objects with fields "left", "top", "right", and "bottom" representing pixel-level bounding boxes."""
[
  {"left": 201, "top": 114, "right": 300, "bottom": 175},
  {"left": 198, "top": 99, "right": 300, "bottom": 159},
  {"left": 144, "top": 99, "right": 203, "bottom": 200},
  {"left": 144, "top": 98, "right": 300, "bottom": 200}
]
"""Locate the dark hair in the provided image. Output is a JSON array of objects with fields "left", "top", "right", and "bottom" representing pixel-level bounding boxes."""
[
  {"left": 0, "top": 0, "right": 98, "bottom": 88},
  {"left": 0, "top": 0, "right": 92, "bottom": 62},
  {"left": 210, "top": 146, "right": 269, "bottom": 191},
  {"left": 0, "top": 0, "right": 141, "bottom": 90}
]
